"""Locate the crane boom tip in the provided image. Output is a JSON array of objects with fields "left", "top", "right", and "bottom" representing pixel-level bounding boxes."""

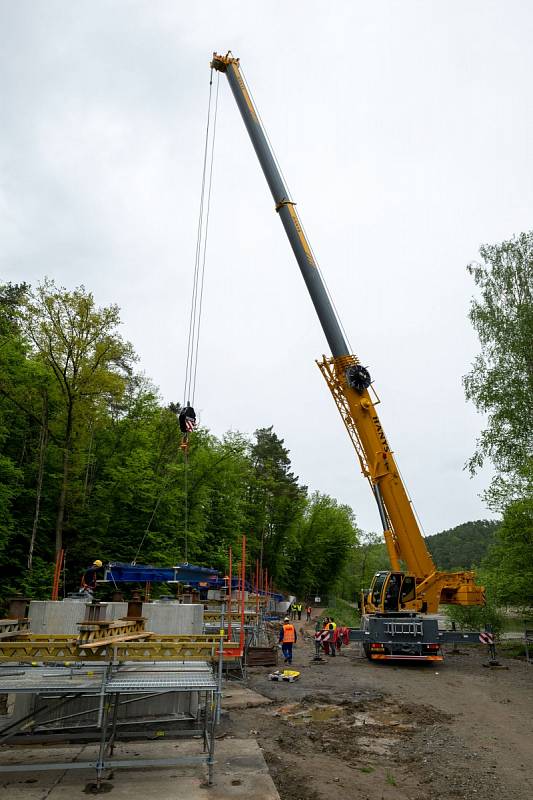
[{"left": 211, "top": 51, "right": 239, "bottom": 72}]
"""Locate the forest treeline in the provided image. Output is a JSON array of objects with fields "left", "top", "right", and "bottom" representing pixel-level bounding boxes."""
[
  {"left": 425, "top": 520, "right": 500, "bottom": 571},
  {"left": 0, "top": 280, "right": 360, "bottom": 604},
  {"left": 0, "top": 230, "right": 530, "bottom": 612}
]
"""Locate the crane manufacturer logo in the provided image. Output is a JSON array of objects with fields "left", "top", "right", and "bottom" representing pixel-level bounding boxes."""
[
  {"left": 372, "top": 415, "right": 390, "bottom": 452},
  {"left": 234, "top": 70, "right": 258, "bottom": 122},
  {"left": 287, "top": 205, "right": 316, "bottom": 267}
]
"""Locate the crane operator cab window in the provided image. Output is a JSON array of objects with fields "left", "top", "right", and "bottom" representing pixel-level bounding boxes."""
[
  {"left": 370, "top": 571, "right": 417, "bottom": 611},
  {"left": 399, "top": 575, "right": 416, "bottom": 606},
  {"left": 384, "top": 572, "right": 402, "bottom": 611},
  {"left": 370, "top": 571, "right": 388, "bottom": 607}
]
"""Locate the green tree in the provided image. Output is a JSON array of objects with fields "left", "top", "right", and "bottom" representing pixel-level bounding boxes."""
[
  {"left": 21, "top": 280, "right": 136, "bottom": 554},
  {"left": 248, "top": 426, "right": 307, "bottom": 584},
  {"left": 72, "top": 385, "right": 184, "bottom": 568},
  {"left": 0, "top": 277, "right": 364, "bottom": 604},
  {"left": 464, "top": 231, "right": 533, "bottom": 509},
  {"left": 0, "top": 282, "right": 51, "bottom": 567},
  {"left": 288, "top": 492, "right": 358, "bottom": 599},
  {"left": 483, "top": 495, "right": 533, "bottom": 608},
  {"left": 337, "top": 531, "right": 389, "bottom": 602}
]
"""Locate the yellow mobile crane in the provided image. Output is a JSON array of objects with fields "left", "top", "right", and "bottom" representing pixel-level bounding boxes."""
[{"left": 211, "top": 52, "right": 484, "bottom": 660}]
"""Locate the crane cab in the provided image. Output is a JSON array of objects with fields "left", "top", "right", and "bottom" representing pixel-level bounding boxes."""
[{"left": 363, "top": 570, "right": 420, "bottom": 614}]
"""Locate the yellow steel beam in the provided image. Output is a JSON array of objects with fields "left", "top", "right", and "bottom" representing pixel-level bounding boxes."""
[{"left": 0, "top": 634, "right": 233, "bottom": 663}]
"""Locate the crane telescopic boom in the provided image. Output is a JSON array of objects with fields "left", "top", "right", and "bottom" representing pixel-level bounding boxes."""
[
  {"left": 210, "top": 52, "right": 348, "bottom": 358},
  {"left": 211, "top": 51, "right": 484, "bottom": 615}
]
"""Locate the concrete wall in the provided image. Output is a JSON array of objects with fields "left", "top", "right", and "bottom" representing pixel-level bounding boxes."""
[
  {"left": 6, "top": 600, "right": 206, "bottom": 731},
  {"left": 29, "top": 600, "right": 129, "bottom": 635},
  {"left": 143, "top": 601, "right": 203, "bottom": 635},
  {"left": 28, "top": 600, "right": 203, "bottom": 635}
]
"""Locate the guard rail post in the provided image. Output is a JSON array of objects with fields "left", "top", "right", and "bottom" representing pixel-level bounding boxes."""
[{"left": 215, "top": 600, "right": 225, "bottom": 724}]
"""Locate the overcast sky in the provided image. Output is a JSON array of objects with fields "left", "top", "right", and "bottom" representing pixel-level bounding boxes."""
[{"left": 1, "top": 1, "right": 531, "bottom": 535}]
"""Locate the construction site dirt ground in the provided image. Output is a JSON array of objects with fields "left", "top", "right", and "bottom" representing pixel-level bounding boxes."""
[
  {"left": 223, "top": 616, "right": 533, "bottom": 800},
  {"left": 1, "top": 616, "right": 531, "bottom": 800}
]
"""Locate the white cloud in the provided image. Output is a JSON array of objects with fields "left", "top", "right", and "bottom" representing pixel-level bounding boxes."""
[{"left": 2, "top": 0, "right": 530, "bottom": 532}]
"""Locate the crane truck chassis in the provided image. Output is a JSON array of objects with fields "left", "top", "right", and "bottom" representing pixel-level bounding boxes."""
[
  {"left": 349, "top": 606, "right": 483, "bottom": 662},
  {"left": 211, "top": 51, "right": 485, "bottom": 662}
]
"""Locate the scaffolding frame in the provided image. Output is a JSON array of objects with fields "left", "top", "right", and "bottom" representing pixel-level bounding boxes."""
[{"left": 0, "top": 662, "right": 217, "bottom": 788}]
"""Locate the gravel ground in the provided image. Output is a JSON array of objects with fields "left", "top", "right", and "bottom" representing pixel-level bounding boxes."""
[{"left": 222, "top": 614, "right": 533, "bottom": 800}]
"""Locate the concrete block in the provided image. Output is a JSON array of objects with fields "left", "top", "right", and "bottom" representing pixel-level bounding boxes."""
[
  {"left": 28, "top": 600, "right": 203, "bottom": 636},
  {"left": 142, "top": 602, "right": 203, "bottom": 635},
  {"left": 29, "top": 600, "right": 87, "bottom": 635}
]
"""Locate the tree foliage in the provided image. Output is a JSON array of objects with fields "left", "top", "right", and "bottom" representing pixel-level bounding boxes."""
[
  {"left": 288, "top": 492, "right": 359, "bottom": 599},
  {"left": 20, "top": 279, "right": 136, "bottom": 554},
  {"left": 482, "top": 495, "right": 533, "bottom": 609},
  {"left": 425, "top": 519, "right": 500, "bottom": 570},
  {"left": 463, "top": 231, "right": 533, "bottom": 611},
  {"left": 463, "top": 231, "right": 533, "bottom": 509},
  {"left": 0, "top": 281, "right": 359, "bottom": 605},
  {"left": 337, "top": 531, "right": 389, "bottom": 602}
]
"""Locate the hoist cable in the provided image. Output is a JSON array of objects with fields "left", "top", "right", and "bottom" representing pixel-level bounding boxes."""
[
  {"left": 180, "top": 69, "right": 220, "bottom": 565},
  {"left": 132, "top": 480, "right": 167, "bottom": 565},
  {"left": 184, "top": 452, "right": 188, "bottom": 562},
  {"left": 191, "top": 71, "right": 219, "bottom": 406},
  {"left": 184, "top": 76, "right": 212, "bottom": 404},
  {"left": 183, "top": 70, "right": 214, "bottom": 406}
]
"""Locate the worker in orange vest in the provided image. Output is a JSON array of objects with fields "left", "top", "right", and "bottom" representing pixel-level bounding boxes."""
[{"left": 279, "top": 616, "right": 297, "bottom": 665}]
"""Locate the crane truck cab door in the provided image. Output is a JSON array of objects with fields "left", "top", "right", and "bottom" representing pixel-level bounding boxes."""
[
  {"left": 383, "top": 572, "right": 403, "bottom": 611},
  {"left": 369, "top": 571, "right": 413, "bottom": 612},
  {"left": 368, "top": 571, "right": 387, "bottom": 611},
  {"left": 368, "top": 571, "right": 394, "bottom": 612}
]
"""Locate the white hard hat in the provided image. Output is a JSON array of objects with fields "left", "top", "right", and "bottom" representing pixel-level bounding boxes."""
[{"left": 284, "top": 616, "right": 290, "bottom": 622}]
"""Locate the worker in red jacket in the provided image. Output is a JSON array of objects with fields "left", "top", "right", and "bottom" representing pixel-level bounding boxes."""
[
  {"left": 336, "top": 625, "right": 349, "bottom": 653},
  {"left": 279, "top": 616, "right": 297, "bottom": 665}
]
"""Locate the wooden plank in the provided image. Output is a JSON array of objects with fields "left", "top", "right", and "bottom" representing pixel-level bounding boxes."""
[{"left": 79, "top": 632, "right": 153, "bottom": 651}]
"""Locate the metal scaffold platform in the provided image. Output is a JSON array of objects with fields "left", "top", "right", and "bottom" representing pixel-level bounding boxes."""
[
  {"left": 0, "top": 536, "right": 278, "bottom": 788},
  {"left": 0, "top": 661, "right": 218, "bottom": 788}
]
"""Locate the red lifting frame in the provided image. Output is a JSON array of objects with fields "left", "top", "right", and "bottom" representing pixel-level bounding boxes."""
[
  {"left": 227, "top": 546, "right": 233, "bottom": 640},
  {"left": 51, "top": 549, "right": 64, "bottom": 601},
  {"left": 239, "top": 535, "right": 246, "bottom": 651},
  {"left": 221, "top": 535, "right": 246, "bottom": 658}
]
